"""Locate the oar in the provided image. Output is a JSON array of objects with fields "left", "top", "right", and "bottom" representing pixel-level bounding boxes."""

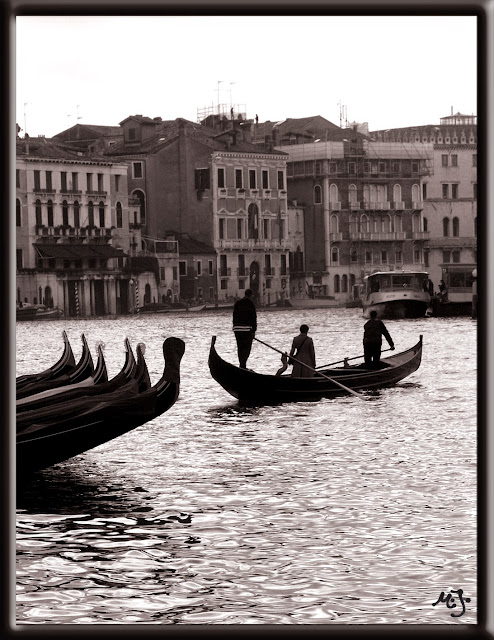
[
  {"left": 253, "top": 337, "right": 369, "bottom": 401},
  {"left": 316, "top": 348, "right": 393, "bottom": 370}
]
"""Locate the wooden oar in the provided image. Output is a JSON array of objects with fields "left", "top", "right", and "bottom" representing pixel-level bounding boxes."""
[
  {"left": 316, "top": 348, "right": 393, "bottom": 370},
  {"left": 253, "top": 337, "right": 369, "bottom": 401}
]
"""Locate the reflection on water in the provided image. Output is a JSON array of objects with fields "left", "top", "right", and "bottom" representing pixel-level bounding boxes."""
[{"left": 15, "top": 309, "right": 477, "bottom": 624}]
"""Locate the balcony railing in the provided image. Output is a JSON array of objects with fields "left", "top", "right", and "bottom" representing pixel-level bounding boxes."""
[
  {"left": 219, "top": 267, "right": 231, "bottom": 277},
  {"left": 217, "top": 238, "right": 290, "bottom": 250},
  {"left": 412, "top": 231, "right": 430, "bottom": 240},
  {"left": 330, "top": 232, "right": 343, "bottom": 241},
  {"left": 264, "top": 267, "right": 275, "bottom": 276},
  {"left": 349, "top": 231, "right": 406, "bottom": 241},
  {"left": 349, "top": 202, "right": 361, "bottom": 211},
  {"left": 393, "top": 201, "right": 405, "bottom": 210},
  {"left": 330, "top": 202, "right": 341, "bottom": 211},
  {"left": 363, "top": 201, "right": 391, "bottom": 210},
  {"left": 237, "top": 268, "right": 249, "bottom": 276},
  {"left": 86, "top": 190, "right": 108, "bottom": 196},
  {"left": 412, "top": 201, "right": 424, "bottom": 210}
]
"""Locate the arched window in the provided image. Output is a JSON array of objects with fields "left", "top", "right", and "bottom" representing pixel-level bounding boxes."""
[
  {"left": 99, "top": 201, "right": 105, "bottom": 227},
  {"left": 412, "top": 214, "right": 421, "bottom": 233},
  {"left": 383, "top": 214, "right": 391, "bottom": 233},
  {"left": 116, "top": 201, "right": 123, "bottom": 228},
  {"left": 62, "top": 200, "right": 69, "bottom": 226},
  {"left": 331, "top": 247, "right": 339, "bottom": 264},
  {"left": 16, "top": 199, "right": 21, "bottom": 226},
  {"left": 348, "top": 184, "right": 357, "bottom": 203},
  {"left": 393, "top": 184, "right": 402, "bottom": 203},
  {"left": 360, "top": 214, "right": 369, "bottom": 232},
  {"left": 73, "top": 201, "right": 80, "bottom": 228},
  {"left": 349, "top": 214, "right": 358, "bottom": 234},
  {"left": 133, "top": 189, "right": 146, "bottom": 225},
  {"left": 423, "top": 217, "right": 428, "bottom": 232},
  {"left": 35, "top": 199, "right": 42, "bottom": 226},
  {"left": 334, "top": 274, "right": 340, "bottom": 293},
  {"left": 247, "top": 203, "right": 259, "bottom": 239},
  {"left": 443, "top": 217, "right": 450, "bottom": 237},
  {"left": 47, "top": 199, "right": 54, "bottom": 226},
  {"left": 314, "top": 185, "right": 322, "bottom": 204},
  {"left": 350, "top": 248, "right": 358, "bottom": 262},
  {"left": 342, "top": 274, "right": 348, "bottom": 293},
  {"left": 452, "top": 217, "right": 459, "bottom": 237},
  {"left": 330, "top": 183, "right": 339, "bottom": 203},
  {"left": 394, "top": 215, "right": 402, "bottom": 232},
  {"left": 412, "top": 184, "right": 420, "bottom": 202},
  {"left": 363, "top": 185, "right": 370, "bottom": 203},
  {"left": 88, "top": 201, "right": 94, "bottom": 227},
  {"left": 350, "top": 274, "right": 356, "bottom": 289},
  {"left": 330, "top": 214, "right": 339, "bottom": 234}
]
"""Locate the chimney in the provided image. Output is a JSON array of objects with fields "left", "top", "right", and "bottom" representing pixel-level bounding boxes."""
[
  {"left": 272, "top": 126, "right": 280, "bottom": 148},
  {"left": 25, "top": 133, "right": 29, "bottom": 154},
  {"left": 241, "top": 121, "right": 252, "bottom": 143}
]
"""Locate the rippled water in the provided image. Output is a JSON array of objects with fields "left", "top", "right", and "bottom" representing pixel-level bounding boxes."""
[{"left": 15, "top": 308, "right": 477, "bottom": 625}]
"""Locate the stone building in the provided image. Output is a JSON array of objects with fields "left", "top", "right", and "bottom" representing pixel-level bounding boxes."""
[
  {"left": 277, "top": 133, "right": 433, "bottom": 303},
  {"left": 15, "top": 135, "right": 162, "bottom": 316},
  {"left": 370, "top": 112, "right": 477, "bottom": 302},
  {"left": 103, "top": 113, "right": 290, "bottom": 305}
]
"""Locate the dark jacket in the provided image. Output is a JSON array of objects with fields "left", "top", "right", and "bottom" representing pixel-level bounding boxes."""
[
  {"left": 233, "top": 296, "right": 257, "bottom": 332},
  {"left": 363, "top": 318, "right": 394, "bottom": 347}
]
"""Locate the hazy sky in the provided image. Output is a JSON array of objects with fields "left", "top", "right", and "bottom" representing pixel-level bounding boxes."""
[{"left": 15, "top": 15, "right": 477, "bottom": 138}]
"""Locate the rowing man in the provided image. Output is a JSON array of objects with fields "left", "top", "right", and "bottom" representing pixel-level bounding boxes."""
[{"left": 363, "top": 310, "right": 395, "bottom": 369}]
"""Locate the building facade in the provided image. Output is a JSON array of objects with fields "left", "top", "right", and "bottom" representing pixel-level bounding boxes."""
[
  {"left": 15, "top": 136, "right": 161, "bottom": 316},
  {"left": 278, "top": 134, "right": 434, "bottom": 302},
  {"left": 371, "top": 113, "right": 477, "bottom": 301},
  {"left": 104, "top": 114, "right": 290, "bottom": 305}
]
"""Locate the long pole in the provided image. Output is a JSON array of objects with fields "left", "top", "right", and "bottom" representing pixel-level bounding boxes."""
[
  {"left": 316, "top": 348, "right": 393, "bottom": 370},
  {"left": 253, "top": 337, "right": 369, "bottom": 400}
]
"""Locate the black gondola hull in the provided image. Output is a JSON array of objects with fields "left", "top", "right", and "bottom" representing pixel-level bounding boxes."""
[{"left": 208, "top": 336, "right": 423, "bottom": 405}]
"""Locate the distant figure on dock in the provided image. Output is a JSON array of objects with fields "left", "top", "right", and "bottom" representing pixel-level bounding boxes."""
[
  {"left": 438, "top": 279, "right": 448, "bottom": 302},
  {"left": 423, "top": 278, "right": 434, "bottom": 296},
  {"left": 289, "top": 324, "right": 316, "bottom": 377},
  {"left": 232, "top": 289, "right": 257, "bottom": 369},
  {"left": 363, "top": 311, "right": 395, "bottom": 369}
]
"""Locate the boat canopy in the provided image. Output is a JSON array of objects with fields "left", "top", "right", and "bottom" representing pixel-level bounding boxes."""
[{"left": 365, "top": 271, "right": 429, "bottom": 293}]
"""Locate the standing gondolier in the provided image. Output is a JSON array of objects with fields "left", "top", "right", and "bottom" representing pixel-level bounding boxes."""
[
  {"left": 232, "top": 289, "right": 257, "bottom": 369},
  {"left": 363, "top": 310, "right": 395, "bottom": 369}
]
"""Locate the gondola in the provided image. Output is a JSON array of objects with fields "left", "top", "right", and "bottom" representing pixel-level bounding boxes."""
[
  {"left": 16, "top": 330, "right": 76, "bottom": 390},
  {"left": 16, "top": 334, "right": 93, "bottom": 400},
  {"left": 16, "top": 340, "right": 121, "bottom": 412},
  {"left": 208, "top": 335, "right": 423, "bottom": 405},
  {"left": 16, "top": 337, "right": 185, "bottom": 476},
  {"left": 16, "top": 341, "right": 149, "bottom": 430}
]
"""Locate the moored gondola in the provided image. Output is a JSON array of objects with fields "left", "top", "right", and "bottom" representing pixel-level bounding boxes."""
[
  {"left": 16, "top": 330, "right": 76, "bottom": 390},
  {"left": 16, "top": 334, "right": 94, "bottom": 400},
  {"left": 208, "top": 335, "right": 423, "bottom": 405},
  {"left": 17, "top": 337, "right": 185, "bottom": 476},
  {"left": 15, "top": 339, "right": 138, "bottom": 414}
]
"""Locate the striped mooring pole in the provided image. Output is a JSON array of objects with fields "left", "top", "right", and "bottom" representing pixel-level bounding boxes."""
[
  {"left": 135, "top": 279, "right": 140, "bottom": 313},
  {"left": 74, "top": 281, "right": 80, "bottom": 316}
]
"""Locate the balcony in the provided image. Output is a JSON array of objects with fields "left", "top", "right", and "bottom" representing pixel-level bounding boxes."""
[
  {"left": 363, "top": 201, "right": 391, "bottom": 210},
  {"left": 330, "top": 232, "right": 343, "bottom": 241},
  {"left": 86, "top": 190, "right": 108, "bottom": 197},
  {"left": 349, "top": 202, "right": 361, "bottom": 211},
  {"left": 349, "top": 232, "right": 406, "bottom": 241},
  {"left": 264, "top": 267, "right": 275, "bottom": 276},
  {"left": 60, "top": 189, "right": 83, "bottom": 195},
  {"left": 33, "top": 187, "right": 55, "bottom": 195},
  {"left": 218, "top": 238, "right": 290, "bottom": 251},
  {"left": 412, "top": 231, "right": 430, "bottom": 240},
  {"left": 217, "top": 188, "right": 228, "bottom": 198},
  {"left": 412, "top": 201, "right": 424, "bottom": 210},
  {"left": 219, "top": 267, "right": 231, "bottom": 277},
  {"left": 330, "top": 202, "right": 341, "bottom": 211},
  {"left": 262, "top": 189, "right": 271, "bottom": 199},
  {"left": 237, "top": 268, "right": 249, "bottom": 276},
  {"left": 393, "top": 201, "right": 405, "bottom": 210}
]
